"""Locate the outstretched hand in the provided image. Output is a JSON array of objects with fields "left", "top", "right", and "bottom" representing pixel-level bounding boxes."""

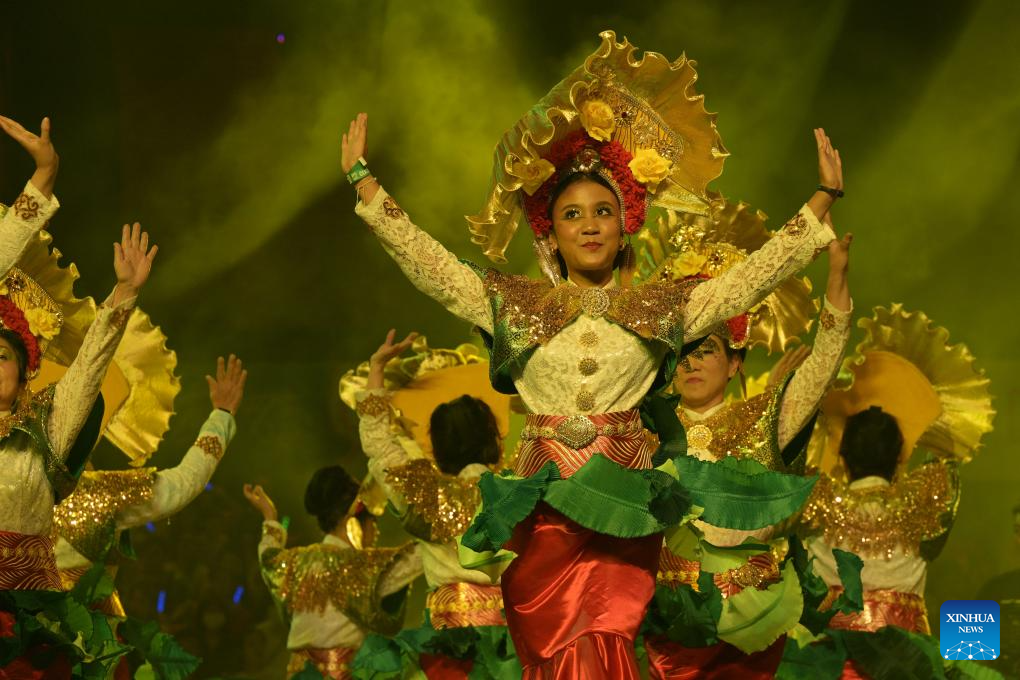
[
  {"left": 0, "top": 115, "right": 58, "bottom": 198},
  {"left": 814, "top": 128, "right": 843, "bottom": 191},
  {"left": 367, "top": 329, "right": 418, "bottom": 389},
  {"left": 113, "top": 222, "right": 158, "bottom": 304},
  {"left": 243, "top": 484, "right": 278, "bottom": 522},
  {"left": 341, "top": 112, "right": 368, "bottom": 173},
  {"left": 207, "top": 355, "right": 248, "bottom": 415}
]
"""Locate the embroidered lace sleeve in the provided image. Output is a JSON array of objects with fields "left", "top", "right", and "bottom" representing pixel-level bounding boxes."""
[
  {"left": 356, "top": 388, "right": 414, "bottom": 514},
  {"left": 777, "top": 297, "right": 852, "bottom": 448},
  {"left": 48, "top": 291, "right": 135, "bottom": 461},
  {"left": 355, "top": 188, "right": 492, "bottom": 333},
  {"left": 683, "top": 205, "right": 836, "bottom": 342},
  {"left": 0, "top": 181, "right": 60, "bottom": 279},
  {"left": 115, "top": 410, "right": 236, "bottom": 529}
]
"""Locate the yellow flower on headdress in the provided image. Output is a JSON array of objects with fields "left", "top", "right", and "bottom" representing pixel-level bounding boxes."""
[
  {"left": 629, "top": 148, "right": 673, "bottom": 193},
  {"left": 579, "top": 99, "right": 616, "bottom": 142},
  {"left": 24, "top": 307, "right": 60, "bottom": 340},
  {"left": 0, "top": 280, "right": 7, "bottom": 296},
  {"left": 671, "top": 250, "right": 709, "bottom": 278},
  {"left": 508, "top": 157, "right": 556, "bottom": 196}
]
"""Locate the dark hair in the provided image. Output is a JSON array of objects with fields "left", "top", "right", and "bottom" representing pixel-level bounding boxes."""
[
  {"left": 0, "top": 329, "right": 29, "bottom": 383},
  {"left": 303, "top": 465, "right": 359, "bottom": 533},
  {"left": 429, "top": 395, "right": 501, "bottom": 475},
  {"left": 547, "top": 172, "right": 624, "bottom": 279},
  {"left": 839, "top": 406, "right": 903, "bottom": 481}
]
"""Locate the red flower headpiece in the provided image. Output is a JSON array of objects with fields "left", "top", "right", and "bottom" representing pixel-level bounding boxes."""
[
  {"left": 0, "top": 296, "right": 42, "bottom": 374},
  {"left": 686, "top": 274, "right": 749, "bottom": 348},
  {"left": 523, "top": 131, "right": 648, "bottom": 239}
]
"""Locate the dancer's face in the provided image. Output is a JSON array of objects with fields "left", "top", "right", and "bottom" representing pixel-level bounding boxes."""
[
  {"left": 0, "top": 338, "right": 25, "bottom": 412},
  {"left": 549, "top": 179, "right": 623, "bottom": 282},
  {"left": 674, "top": 335, "right": 740, "bottom": 413}
]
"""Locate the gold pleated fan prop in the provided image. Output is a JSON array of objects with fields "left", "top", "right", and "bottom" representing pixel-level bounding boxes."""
[
  {"left": 634, "top": 194, "right": 818, "bottom": 353},
  {"left": 340, "top": 336, "right": 511, "bottom": 463},
  {"left": 467, "top": 30, "right": 727, "bottom": 262},
  {"left": 809, "top": 304, "right": 995, "bottom": 475}
]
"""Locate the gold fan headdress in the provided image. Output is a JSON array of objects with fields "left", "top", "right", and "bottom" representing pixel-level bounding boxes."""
[
  {"left": 340, "top": 336, "right": 511, "bottom": 459},
  {"left": 633, "top": 194, "right": 818, "bottom": 352},
  {"left": 809, "top": 304, "right": 994, "bottom": 474},
  {"left": 467, "top": 30, "right": 727, "bottom": 262}
]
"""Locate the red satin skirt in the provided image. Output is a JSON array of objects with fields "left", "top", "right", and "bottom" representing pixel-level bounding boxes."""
[
  {"left": 501, "top": 503, "right": 661, "bottom": 679},
  {"left": 644, "top": 636, "right": 786, "bottom": 680}
]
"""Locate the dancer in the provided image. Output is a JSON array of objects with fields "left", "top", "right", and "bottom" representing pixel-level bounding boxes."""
[
  {"left": 350, "top": 329, "right": 520, "bottom": 679},
  {"left": 633, "top": 201, "right": 851, "bottom": 677},
  {"left": 55, "top": 355, "right": 245, "bottom": 615},
  {"left": 342, "top": 31, "right": 843, "bottom": 678},
  {"left": 245, "top": 467, "right": 421, "bottom": 679}
]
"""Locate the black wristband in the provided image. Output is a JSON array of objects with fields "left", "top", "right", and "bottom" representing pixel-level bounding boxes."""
[
  {"left": 217, "top": 407, "right": 234, "bottom": 416},
  {"left": 817, "top": 184, "right": 844, "bottom": 199}
]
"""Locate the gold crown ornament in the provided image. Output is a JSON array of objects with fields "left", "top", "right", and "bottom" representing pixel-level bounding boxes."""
[
  {"left": 467, "top": 30, "right": 727, "bottom": 263},
  {"left": 808, "top": 304, "right": 995, "bottom": 476},
  {"left": 634, "top": 194, "right": 818, "bottom": 352}
]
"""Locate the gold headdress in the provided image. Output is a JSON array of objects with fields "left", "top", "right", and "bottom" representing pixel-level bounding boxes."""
[
  {"left": 340, "top": 336, "right": 511, "bottom": 459},
  {"left": 467, "top": 30, "right": 727, "bottom": 262},
  {"left": 634, "top": 194, "right": 818, "bottom": 352},
  {"left": 809, "top": 304, "right": 995, "bottom": 475},
  {"left": 0, "top": 223, "right": 93, "bottom": 378}
]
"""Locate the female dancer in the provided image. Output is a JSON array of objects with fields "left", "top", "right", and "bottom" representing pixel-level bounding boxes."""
[{"left": 342, "top": 31, "right": 844, "bottom": 679}]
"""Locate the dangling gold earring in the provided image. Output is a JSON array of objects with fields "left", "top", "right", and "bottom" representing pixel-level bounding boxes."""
[
  {"left": 533, "top": 237, "right": 561, "bottom": 286},
  {"left": 619, "top": 238, "right": 636, "bottom": 287}
]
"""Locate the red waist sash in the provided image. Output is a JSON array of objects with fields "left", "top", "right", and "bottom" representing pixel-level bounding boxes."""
[
  {"left": 0, "top": 530, "right": 61, "bottom": 591},
  {"left": 824, "top": 586, "right": 931, "bottom": 635},
  {"left": 514, "top": 409, "right": 651, "bottom": 478}
]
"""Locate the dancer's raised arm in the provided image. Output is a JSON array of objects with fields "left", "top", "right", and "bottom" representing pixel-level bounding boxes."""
[
  {"left": 341, "top": 113, "right": 491, "bottom": 332},
  {"left": 684, "top": 128, "right": 845, "bottom": 341},
  {"left": 0, "top": 115, "right": 60, "bottom": 276}
]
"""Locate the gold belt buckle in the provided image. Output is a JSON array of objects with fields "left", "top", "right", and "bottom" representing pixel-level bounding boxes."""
[{"left": 554, "top": 415, "right": 598, "bottom": 449}]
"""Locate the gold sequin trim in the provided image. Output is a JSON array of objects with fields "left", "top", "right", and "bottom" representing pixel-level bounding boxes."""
[
  {"left": 580, "top": 330, "right": 600, "bottom": 347},
  {"left": 580, "top": 287, "right": 610, "bottom": 318},
  {"left": 356, "top": 393, "right": 390, "bottom": 417},
  {"left": 520, "top": 416, "right": 642, "bottom": 443},
  {"left": 799, "top": 463, "right": 958, "bottom": 559},
  {"left": 12, "top": 192, "right": 40, "bottom": 220},
  {"left": 194, "top": 435, "right": 224, "bottom": 460},
  {"left": 54, "top": 468, "right": 158, "bottom": 562},
  {"left": 575, "top": 390, "right": 595, "bottom": 412},
  {"left": 386, "top": 459, "right": 480, "bottom": 543},
  {"left": 382, "top": 197, "right": 406, "bottom": 219},
  {"left": 820, "top": 309, "right": 836, "bottom": 330},
  {"left": 262, "top": 523, "right": 285, "bottom": 545},
  {"left": 578, "top": 357, "right": 599, "bottom": 376},
  {"left": 678, "top": 388, "right": 786, "bottom": 470},
  {"left": 782, "top": 213, "right": 809, "bottom": 238},
  {"left": 0, "top": 386, "right": 49, "bottom": 440}
]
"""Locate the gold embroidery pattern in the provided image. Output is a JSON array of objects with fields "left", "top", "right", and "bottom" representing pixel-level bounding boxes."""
[
  {"left": 578, "top": 357, "right": 599, "bottom": 376},
  {"left": 0, "top": 386, "right": 50, "bottom": 440},
  {"left": 426, "top": 581, "right": 507, "bottom": 629},
  {"left": 54, "top": 468, "right": 158, "bottom": 562},
  {"left": 782, "top": 213, "right": 809, "bottom": 238},
  {"left": 799, "top": 463, "right": 958, "bottom": 559},
  {"left": 356, "top": 393, "right": 390, "bottom": 417},
  {"left": 12, "top": 192, "right": 40, "bottom": 220},
  {"left": 107, "top": 306, "right": 132, "bottom": 330},
  {"left": 262, "top": 542, "right": 413, "bottom": 617},
  {"left": 386, "top": 459, "right": 480, "bottom": 543},
  {"left": 580, "top": 287, "right": 610, "bottom": 318},
  {"left": 194, "top": 435, "right": 224, "bottom": 460},
  {"left": 820, "top": 309, "right": 836, "bottom": 330},
  {"left": 657, "top": 546, "right": 700, "bottom": 588},
  {"left": 580, "top": 330, "right": 600, "bottom": 347},
  {"left": 262, "top": 523, "right": 285, "bottom": 545},
  {"left": 382, "top": 197, "right": 406, "bottom": 219},
  {"left": 678, "top": 388, "right": 786, "bottom": 471},
  {"left": 575, "top": 390, "right": 595, "bottom": 412}
]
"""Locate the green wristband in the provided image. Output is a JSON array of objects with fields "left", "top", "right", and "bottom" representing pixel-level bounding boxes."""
[{"left": 346, "top": 157, "right": 371, "bottom": 185}]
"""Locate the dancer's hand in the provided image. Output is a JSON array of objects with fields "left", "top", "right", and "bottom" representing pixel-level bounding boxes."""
[
  {"left": 0, "top": 115, "right": 58, "bottom": 199},
  {"left": 341, "top": 112, "right": 369, "bottom": 173},
  {"left": 367, "top": 329, "right": 419, "bottom": 389},
  {"left": 814, "top": 128, "right": 843, "bottom": 191},
  {"left": 767, "top": 345, "right": 811, "bottom": 388},
  {"left": 207, "top": 355, "right": 248, "bottom": 415},
  {"left": 113, "top": 222, "right": 158, "bottom": 305},
  {"left": 243, "top": 484, "right": 278, "bottom": 522}
]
